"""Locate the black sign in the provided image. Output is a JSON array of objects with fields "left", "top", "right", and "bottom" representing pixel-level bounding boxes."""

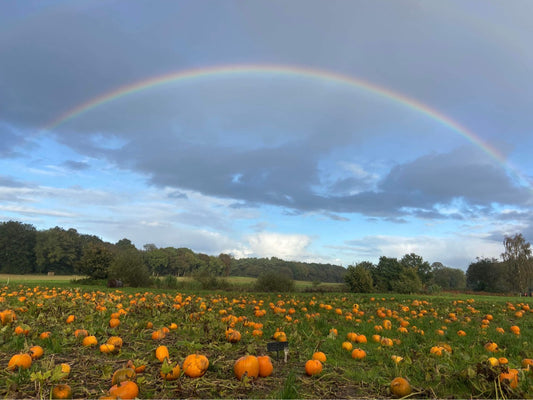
[{"left": 267, "top": 341, "right": 289, "bottom": 352}]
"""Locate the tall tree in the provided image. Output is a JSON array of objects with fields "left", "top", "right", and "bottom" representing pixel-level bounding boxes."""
[
  {"left": 345, "top": 262, "right": 374, "bottom": 293},
  {"left": 501, "top": 233, "right": 533, "bottom": 293},
  {"left": 0, "top": 221, "right": 36, "bottom": 273},
  {"left": 400, "top": 253, "right": 432, "bottom": 284},
  {"left": 35, "top": 227, "right": 82, "bottom": 274}
]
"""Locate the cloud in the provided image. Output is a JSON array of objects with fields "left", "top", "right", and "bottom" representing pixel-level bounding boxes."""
[
  {"left": 245, "top": 232, "right": 312, "bottom": 260},
  {"left": 336, "top": 233, "right": 503, "bottom": 270},
  {"left": 62, "top": 160, "right": 90, "bottom": 171}
]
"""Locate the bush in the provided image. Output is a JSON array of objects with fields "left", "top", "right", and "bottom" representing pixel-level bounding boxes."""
[
  {"left": 345, "top": 264, "right": 374, "bottom": 293},
  {"left": 193, "top": 271, "right": 233, "bottom": 290},
  {"left": 108, "top": 250, "right": 151, "bottom": 288},
  {"left": 254, "top": 272, "right": 294, "bottom": 292}
]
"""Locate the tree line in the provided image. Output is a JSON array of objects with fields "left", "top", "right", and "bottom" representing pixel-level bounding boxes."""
[
  {"left": 344, "top": 234, "right": 533, "bottom": 294},
  {"left": 0, "top": 221, "right": 345, "bottom": 285}
]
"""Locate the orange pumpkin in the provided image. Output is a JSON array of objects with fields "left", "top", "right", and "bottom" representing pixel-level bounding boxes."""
[
  {"left": 499, "top": 368, "right": 519, "bottom": 389},
  {"left": 182, "top": 354, "right": 209, "bottom": 378},
  {"left": 257, "top": 355, "right": 273, "bottom": 377},
  {"left": 351, "top": 348, "right": 367, "bottom": 359},
  {"left": 341, "top": 341, "right": 353, "bottom": 351},
  {"left": 305, "top": 359, "right": 323, "bottom": 376},
  {"left": 66, "top": 315, "right": 75, "bottom": 324},
  {"left": 74, "top": 329, "right": 88, "bottom": 338},
  {"left": 107, "top": 336, "right": 123, "bottom": 349},
  {"left": 390, "top": 377, "right": 412, "bottom": 397},
  {"left": 234, "top": 355, "right": 259, "bottom": 380},
  {"left": 226, "top": 329, "right": 242, "bottom": 343},
  {"left": 82, "top": 335, "right": 98, "bottom": 347},
  {"left": 100, "top": 344, "right": 116, "bottom": 354},
  {"left": 39, "top": 331, "right": 51, "bottom": 340},
  {"left": 109, "top": 380, "right": 139, "bottom": 400},
  {"left": 51, "top": 384, "right": 72, "bottom": 399},
  {"left": 109, "top": 318, "right": 120, "bottom": 328},
  {"left": 7, "top": 353, "right": 32, "bottom": 370},
  {"left": 29, "top": 345, "right": 44, "bottom": 360},
  {"left": 160, "top": 361, "right": 181, "bottom": 380},
  {"left": 312, "top": 351, "right": 327, "bottom": 363},
  {"left": 155, "top": 345, "right": 170, "bottom": 362},
  {"left": 0, "top": 309, "right": 16, "bottom": 325}
]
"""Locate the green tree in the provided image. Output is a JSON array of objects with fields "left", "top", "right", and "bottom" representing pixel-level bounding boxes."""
[
  {"left": 345, "top": 262, "right": 374, "bottom": 293},
  {"left": 372, "top": 257, "right": 402, "bottom": 291},
  {"left": 0, "top": 221, "right": 36, "bottom": 273},
  {"left": 34, "top": 227, "right": 81, "bottom": 274},
  {"left": 432, "top": 266, "right": 466, "bottom": 290},
  {"left": 78, "top": 241, "right": 113, "bottom": 279},
  {"left": 400, "top": 253, "right": 432, "bottom": 284},
  {"left": 466, "top": 258, "right": 508, "bottom": 292},
  {"left": 218, "top": 253, "right": 232, "bottom": 276},
  {"left": 501, "top": 233, "right": 533, "bottom": 293},
  {"left": 391, "top": 267, "right": 422, "bottom": 294},
  {"left": 108, "top": 249, "right": 150, "bottom": 287}
]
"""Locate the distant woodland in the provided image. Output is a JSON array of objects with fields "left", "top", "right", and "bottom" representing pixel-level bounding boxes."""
[{"left": 1, "top": 220, "right": 531, "bottom": 294}]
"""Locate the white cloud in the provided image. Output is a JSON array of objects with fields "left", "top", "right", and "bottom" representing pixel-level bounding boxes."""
[{"left": 246, "top": 232, "right": 312, "bottom": 260}]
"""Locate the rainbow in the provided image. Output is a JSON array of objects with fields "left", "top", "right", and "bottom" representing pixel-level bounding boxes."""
[{"left": 44, "top": 63, "right": 529, "bottom": 187}]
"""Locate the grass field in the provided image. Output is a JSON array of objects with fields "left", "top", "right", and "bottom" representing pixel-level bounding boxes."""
[{"left": 1, "top": 279, "right": 532, "bottom": 399}]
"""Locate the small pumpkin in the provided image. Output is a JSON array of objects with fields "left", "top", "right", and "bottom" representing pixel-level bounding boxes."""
[
  {"left": 226, "top": 329, "right": 242, "bottom": 343},
  {"left": 234, "top": 355, "right": 259, "bottom": 380},
  {"left": 109, "top": 380, "right": 139, "bottom": 400},
  {"left": 74, "top": 329, "right": 88, "bottom": 338},
  {"left": 312, "top": 351, "right": 327, "bottom": 363},
  {"left": 499, "top": 368, "right": 519, "bottom": 389},
  {"left": 107, "top": 336, "right": 123, "bottom": 349},
  {"left": 160, "top": 360, "right": 181, "bottom": 380},
  {"left": 8, "top": 353, "right": 32, "bottom": 370},
  {"left": 390, "top": 377, "right": 412, "bottom": 397},
  {"left": 155, "top": 345, "right": 170, "bottom": 362},
  {"left": 51, "top": 384, "right": 72, "bottom": 399},
  {"left": 29, "top": 345, "right": 44, "bottom": 360},
  {"left": 182, "top": 354, "right": 209, "bottom": 378},
  {"left": 100, "top": 343, "right": 116, "bottom": 354},
  {"left": 82, "top": 335, "right": 98, "bottom": 347},
  {"left": 109, "top": 318, "right": 120, "bottom": 328},
  {"left": 305, "top": 359, "right": 323, "bottom": 376},
  {"left": 351, "top": 348, "right": 367, "bottom": 360},
  {"left": 341, "top": 341, "right": 353, "bottom": 351},
  {"left": 257, "top": 355, "right": 273, "bottom": 377}
]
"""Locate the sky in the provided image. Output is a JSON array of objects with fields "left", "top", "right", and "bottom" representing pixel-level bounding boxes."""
[{"left": 1, "top": 1, "right": 532, "bottom": 270}]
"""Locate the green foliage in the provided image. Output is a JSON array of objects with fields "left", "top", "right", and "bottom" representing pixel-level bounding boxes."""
[
  {"left": 0, "top": 221, "right": 36, "bottom": 273},
  {"left": 108, "top": 249, "right": 151, "bottom": 287},
  {"left": 77, "top": 241, "right": 113, "bottom": 279},
  {"left": 390, "top": 266, "right": 422, "bottom": 293},
  {"left": 344, "top": 263, "right": 374, "bottom": 293},
  {"left": 466, "top": 258, "right": 509, "bottom": 292},
  {"left": 432, "top": 265, "right": 466, "bottom": 290},
  {"left": 193, "top": 270, "right": 233, "bottom": 290},
  {"left": 501, "top": 233, "right": 533, "bottom": 293},
  {"left": 254, "top": 271, "right": 295, "bottom": 292}
]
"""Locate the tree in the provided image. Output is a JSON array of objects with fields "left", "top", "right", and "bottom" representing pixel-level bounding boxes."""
[
  {"left": 0, "top": 221, "right": 36, "bottom": 273},
  {"left": 466, "top": 257, "right": 509, "bottom": 292},
  {"left": 218, "top": 253, "right": 232, "bottom": 277},
  {"left": 501, "top": 233, "right": 533, "bottom": 293},
  {"left": 78, "top": 241, "right": 113, "bottom": 279},
  {"left": 391, "top": 267, "right": 422, "bottom": 294},
  {"left": 400, "top": 253, "right": 432, "bottom": 284},
  {"left": 108, "top": 249, "right": 150, "bottom": 287},
  {"left": 34, "top": 227, "right": 82, "bottom": 274},
  {"left": 432, "top": 266, "right": 466, "bottom": 290},
  {"left": 345, "top": 262, "right": 374, "bottom": 293},
  {"left": 372, "top": 257, "right": 402, "bottom": 291}
]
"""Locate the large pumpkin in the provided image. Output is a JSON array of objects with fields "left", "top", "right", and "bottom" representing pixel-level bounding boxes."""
[
  {"left": 51, "top": 384, "right": 72, "bottom": 399},
  {"left": 234, "top": 355, "right": 259, "bottom": 380},
  {"left": 182, "top": 354, "right": 209, "bottom": 378},
  {"left": 8, "top": 353, "right": 32, "bottom": 370},
  {"left": 109, "top": 380, "right": 139, "bottom": 400},
  {"left": 304, "top": 359, "right": 323, "bottom": 376},
  {"left": 390, "top": 377, "right": 412, "bottom": 397},
  {"left": 155, "top": 345, "right": 170, "bottom": 362},
  {"left": 257, "top": 355, "right": 273, "bottom": 377}
]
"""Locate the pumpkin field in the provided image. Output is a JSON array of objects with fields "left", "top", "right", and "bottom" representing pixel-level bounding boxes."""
[{"left": 2, "top": 283, "right": 533, "bottom": 399}]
